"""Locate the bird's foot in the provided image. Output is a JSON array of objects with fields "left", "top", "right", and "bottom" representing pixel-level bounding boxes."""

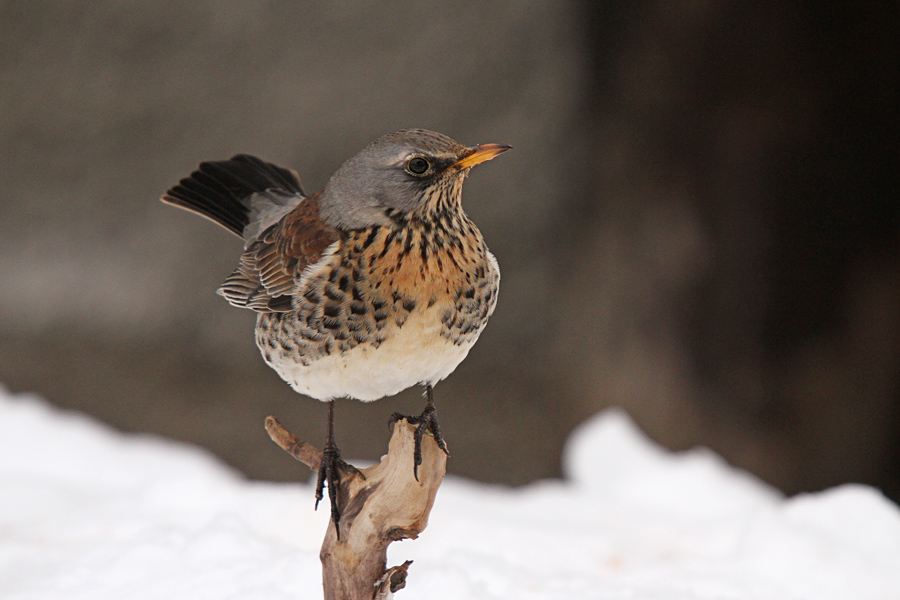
[
  {"left": 390, "top": 406, "right": 449, "bottom": 481},
  {"left": 314, "top": 444, "right": 364, "bottom": 538}
]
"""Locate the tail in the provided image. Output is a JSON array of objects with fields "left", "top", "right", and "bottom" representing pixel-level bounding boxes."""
[{"left": 161, "top": 154, "right": 306, "bottom": 238}]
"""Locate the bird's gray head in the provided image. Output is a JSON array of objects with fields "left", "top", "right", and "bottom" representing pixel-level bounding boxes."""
[{"left": 318, "top": 129, "right": 510, "bottom": 230}]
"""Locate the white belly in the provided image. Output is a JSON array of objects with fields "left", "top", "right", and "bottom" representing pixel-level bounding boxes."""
[{"left": 263, "top": 308, "right": 477, "bottom": 402}]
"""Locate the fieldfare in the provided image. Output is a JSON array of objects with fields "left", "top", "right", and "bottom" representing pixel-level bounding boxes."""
[{"left": 162, "top": 129, "right": 509, "bottom": 532}]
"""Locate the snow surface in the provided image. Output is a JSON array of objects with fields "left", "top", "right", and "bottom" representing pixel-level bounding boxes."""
[{"left": 2, "top": 385, "right": 900, "bottom": 600}]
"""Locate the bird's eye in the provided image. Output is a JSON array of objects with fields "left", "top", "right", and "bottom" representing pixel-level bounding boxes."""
[{"left": 406, "top": 157, "right": 430, "bottom": 175}]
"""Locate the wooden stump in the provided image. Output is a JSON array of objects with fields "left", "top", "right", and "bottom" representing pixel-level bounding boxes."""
[{"left": 266, "top": 416, "right": 447, "bottom": 600}]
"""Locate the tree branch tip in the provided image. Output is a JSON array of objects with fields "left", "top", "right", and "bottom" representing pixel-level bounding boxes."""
[
  {"left": 264, "top": 415, "right": 322, "bottom": 471},
  {"left": 374, "top": 560, "right": 413, "bottom": 598}
]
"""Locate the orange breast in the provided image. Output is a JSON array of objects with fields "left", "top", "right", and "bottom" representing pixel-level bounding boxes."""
[{"left": 348, "top": 225, "right": 482, "bottom": 302}]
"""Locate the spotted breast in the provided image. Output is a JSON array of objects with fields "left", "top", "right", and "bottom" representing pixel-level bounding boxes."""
[{"left": 252, "top": 190, "right": 500, "bottom": 401}]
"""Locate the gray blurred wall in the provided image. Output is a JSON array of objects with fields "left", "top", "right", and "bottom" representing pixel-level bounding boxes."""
[
  {"left": 2, "top": 1, "right": 898, "bottom": 498},
  {"left": 1, "top": 1, "right": 589, "bottom": 484}
]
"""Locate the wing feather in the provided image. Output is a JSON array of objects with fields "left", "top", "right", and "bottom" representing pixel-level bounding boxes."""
[{"left": 216, "top": 191, "right": 340, "bottom": 312}]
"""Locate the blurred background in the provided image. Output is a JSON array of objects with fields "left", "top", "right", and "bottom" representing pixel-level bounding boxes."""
[{"left": 2, "top": 1, "right": 898, "bottom": 499}]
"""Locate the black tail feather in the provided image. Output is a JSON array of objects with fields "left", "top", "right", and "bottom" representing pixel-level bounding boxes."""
[{"left": 162, "top": 154, "right": 305, "bottom": 238}]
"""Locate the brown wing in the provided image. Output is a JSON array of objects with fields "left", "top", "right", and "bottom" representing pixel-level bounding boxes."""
[{"left": 217, "top": 191, "right": 340, "bottom": 312}]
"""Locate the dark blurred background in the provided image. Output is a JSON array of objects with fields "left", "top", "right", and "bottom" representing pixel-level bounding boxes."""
[{"left": 2, "top": 2, "right": 898, "bottom": 499}]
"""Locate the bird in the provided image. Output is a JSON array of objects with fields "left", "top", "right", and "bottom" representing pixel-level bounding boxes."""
[{"left": 161, "top": 129, "right": 509, "bottom": 532}]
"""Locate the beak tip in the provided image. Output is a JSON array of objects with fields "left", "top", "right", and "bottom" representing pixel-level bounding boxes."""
[{"left": 454, "top": 142, "right": 512, "bottom": 170}]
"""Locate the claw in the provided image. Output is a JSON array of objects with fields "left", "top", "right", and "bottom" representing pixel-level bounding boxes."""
[
  {"left": 410, "top": 405, "right": 449, "bottom": 480},
  {"left": 393, "top": 385, "right": 450, "bottom": 481},
  {"left": 314, "top": 444, "right": 365, "bottom": 540},
  {"left": 315, "top": 400, "right": 364, "bottom": 540}
]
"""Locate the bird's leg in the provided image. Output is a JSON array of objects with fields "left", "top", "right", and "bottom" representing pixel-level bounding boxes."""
[
  {"left": 314, "top": 400, "right": 363, "bottom": 538},
  {"left": 421, "top": 384, "right": 449, "bottom": 455},
  {"left": 390, "top": 384, "right": 450, "bottom": 481}
]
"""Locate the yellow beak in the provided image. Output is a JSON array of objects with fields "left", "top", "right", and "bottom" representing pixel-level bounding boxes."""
[{"left": 452, "top": 143, "right": 512, "bottom": 171}]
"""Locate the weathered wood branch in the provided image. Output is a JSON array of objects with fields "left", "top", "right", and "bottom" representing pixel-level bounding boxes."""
[{"left": 265, "top": 416, "right": 447, "bottom": 600}]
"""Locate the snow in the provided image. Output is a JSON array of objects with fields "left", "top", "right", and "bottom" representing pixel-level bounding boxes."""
[{"left": 2, "top": 385, "right": 900, "bottom": 599}]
